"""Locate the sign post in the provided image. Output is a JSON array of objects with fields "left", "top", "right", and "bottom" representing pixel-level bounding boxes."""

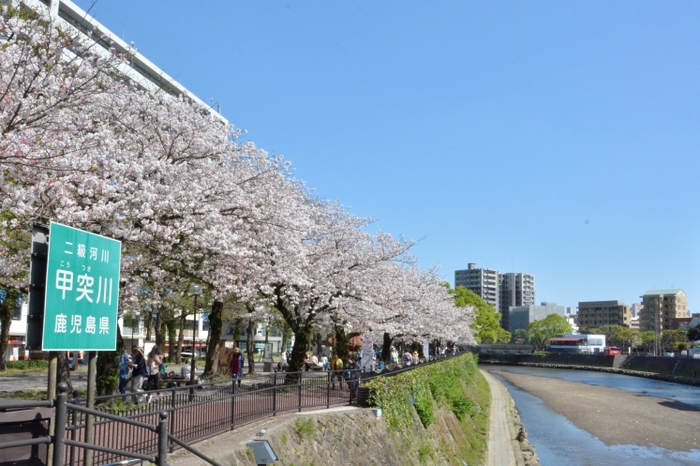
[
  {"left": 42, "top": 222, "right": 121, "bottom": 351},
  {"left": 263, "top": 343, "right": 273, "bottom": 372},
  {"left": 42, "top": 223, "right": 121, "bottom": 466}
]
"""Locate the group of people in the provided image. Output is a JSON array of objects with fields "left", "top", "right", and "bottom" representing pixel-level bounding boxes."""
[
  {"left": 116, "top": 344, "right": 447, "bottom": 404},
  {"left": 304, "top": 353, "right": 330, "bottom": 371},
  {"left": 118, "top": 346, "right": 165, "bottom": 404},
  {"left": 328, "top": 354, "right": 360, "bottom": 398}
]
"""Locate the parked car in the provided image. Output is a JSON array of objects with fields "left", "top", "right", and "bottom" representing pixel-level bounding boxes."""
[{"left": 603, "top": 346, "right": 621, "bottom": 356}]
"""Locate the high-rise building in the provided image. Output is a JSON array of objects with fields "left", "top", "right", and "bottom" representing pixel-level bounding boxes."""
[
  {"left": 577, "top": 301, "right": 631, "bottom": 329},
  {"left": 500, "top": 273, "right": 536, "bottom": 329},
  {"left": 455, "top": 264, "right": 501, "bottom": 311},
  {"left": 22, "top": 0, "right": 226, "bottom": 123},
  {"left": 455, "top": 264, "right": 536, "bottom": 329},
  {"left": 639, "top": 290, "right": 689, "bottom": 332}
]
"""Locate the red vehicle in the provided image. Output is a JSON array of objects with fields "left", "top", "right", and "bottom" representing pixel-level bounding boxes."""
[{"left": 603, "top": 346, "right": 621, "bottom": 355}]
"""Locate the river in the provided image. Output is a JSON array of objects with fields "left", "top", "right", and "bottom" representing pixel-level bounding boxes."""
[{"left": 485, "top": 366, "right": 700, "bottom": 466}]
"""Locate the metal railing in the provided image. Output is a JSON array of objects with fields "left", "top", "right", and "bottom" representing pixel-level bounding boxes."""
[{"left": 0, "top": 351, "right": 461, "bottom": 465}]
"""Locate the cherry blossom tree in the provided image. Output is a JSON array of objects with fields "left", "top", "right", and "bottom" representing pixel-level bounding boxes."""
[{"left": 1, "top": 3, "right": 478, "bottom": 388}]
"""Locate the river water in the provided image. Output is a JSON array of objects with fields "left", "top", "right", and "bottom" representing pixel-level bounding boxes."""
[{"left": 486, "top": 366, "right": 700, "bottom": 466}]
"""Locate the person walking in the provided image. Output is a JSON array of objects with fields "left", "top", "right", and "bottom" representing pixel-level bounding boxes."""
[
  {"left": 230, "top": 347, "right": 244, "bottom": 388},
  {"left": 147, "top": 346, "right": 163, "bottom": 392},
  {"left": 330, "top": 353, "right": 344, "bottom": 389},
  {"left": 118, "top": 349, "right": 131, "bottom": 401},
  {"left": 345, "top": 356, "right": 360, "bottom": 400},
  {"left": 129, "top": 347, "right": 151, "bottom": 404}
]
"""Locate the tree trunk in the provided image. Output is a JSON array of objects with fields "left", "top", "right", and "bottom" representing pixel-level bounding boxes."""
[
  {"left": 153, "top": 305, "right": 164, "bottom": 349},
  {"left": 144, "top": 310, "right": 152, "bottom": 341},
  {"left": 315, "top": 332, "right": 322, "bottom": 356},
  {"left": 334, "top": 325, "right": 350, "bottom": 362},
  {"left": 287, "top": 323, "right": 313, "bottom": 377},
  {"left": 96, "top": 326, "right": 124, "bottom": 400},
  {"left": 0, "top": 293, "right": 15, "bottom": 371},
  {"left": 246, "top": 318, "right": 256, "bottom": 375},
  {"left": 166, "top": 320, "right": 177, "bottom": 363},
  {"left": 203, "top": 300, "right": 223, "bottom": 378},
  {"left": 381, "top": 332, "right": 393, "bottom": 363},
  {"left": 279, "top": 321, "right": 291, "bottom": 356}
]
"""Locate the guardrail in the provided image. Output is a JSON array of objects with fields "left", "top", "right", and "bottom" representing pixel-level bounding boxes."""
[{"left": 0, "top": 352, "right": 461, "bottom": 465}]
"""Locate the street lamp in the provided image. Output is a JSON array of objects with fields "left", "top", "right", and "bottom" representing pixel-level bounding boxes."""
[{"left": 189, "top": 284, "right": 203, "bottom": 388}]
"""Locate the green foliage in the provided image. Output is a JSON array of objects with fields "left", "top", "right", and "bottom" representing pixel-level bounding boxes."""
[
  {"left": 512, "top": 328, "right": 528, "bottom": 344},
  {"left": 497, "top": 327, "right": 512, "bottom": 345},
  {"left": 2, "top": 390, "right": 47, "bottom": 400},
  {"left": 366, "top": 353, "right": 480, "bottom": 431},
  {"left": 591, "top": 325, "right": 639, "bottom": 351},
  {"left": 418, "top": 444, "right": 432, "bottom": 463},
  {"left": 674, "top": 342, "right": 688, "bottom": 352},
  {"left": 413, "top": 387, "right": 435, "bottom": 427},
  {"left": 451, "top": 286, "right": 505, "bottom": 343},
  {"left": 527, "top": 314, "right": 572, "bottom": 349},
  {"left": 293, "top": 418, "right": 315, "bottom": 441},
  {"left": 451, "top": 396, "right": 474, "bottom": 420},
  {"left": 5, "top": 360, "right": 49, "bottom": 371}
]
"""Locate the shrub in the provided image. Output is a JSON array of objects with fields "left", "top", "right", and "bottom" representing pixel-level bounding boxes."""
[
  {"left": 293, "top": 418, "right": 315, "bottom": 441},
  {"left": 6, "top": 360, "right": 49, "bottom": 371}
]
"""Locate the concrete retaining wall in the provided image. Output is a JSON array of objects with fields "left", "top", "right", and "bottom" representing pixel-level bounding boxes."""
[
  {"left": 478, "top": 351, "right": 700, "bottom": 386},
  {"left": 621, "top": 355, "right": 700, "bottom": 376},
  {"left": 478, "top": 353, "right": 626, "bottom": 368}
]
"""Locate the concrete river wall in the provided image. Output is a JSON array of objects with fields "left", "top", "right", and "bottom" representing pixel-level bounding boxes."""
[{"left": 477, "top": 351, "right": 700, "bottom": 386}]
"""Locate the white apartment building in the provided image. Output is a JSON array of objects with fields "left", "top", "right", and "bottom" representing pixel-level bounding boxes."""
[
  {"left": 22, "top": 0, "right": 227, "bottom": 124},
  {"left": 4, "top": 0, "right": 227, "bottom": 360},
  {"left": 455, "top": 264, "right": 500, "bottom": 311}
]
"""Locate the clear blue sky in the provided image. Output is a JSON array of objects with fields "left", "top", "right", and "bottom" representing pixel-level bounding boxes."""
[{"left": 75, "top": 1, "right": 700, "bottom": 313}]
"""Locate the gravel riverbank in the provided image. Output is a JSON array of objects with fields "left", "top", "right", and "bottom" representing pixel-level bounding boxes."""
[{"left": 490, "top": 369, "right": 700, "bottom": 452}]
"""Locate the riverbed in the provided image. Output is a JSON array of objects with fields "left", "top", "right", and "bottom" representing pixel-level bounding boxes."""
[{"left": 485, "top": 366, "right": 700, "bottom": 466}]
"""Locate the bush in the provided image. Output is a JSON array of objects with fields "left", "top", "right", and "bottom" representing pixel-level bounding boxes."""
[
  {"left": 293, "top": 418, "right": 315, "bottom": 441},
  {"left": 366, "top": 353, "right": 480, "bottom": 431},
  {"left": 6, "top": 360, "right": 49, "bottom": 371}
]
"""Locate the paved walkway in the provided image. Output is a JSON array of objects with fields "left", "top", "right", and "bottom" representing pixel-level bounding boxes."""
[{"left": 481, "top": 369, "right": 521, "bottom": 466}]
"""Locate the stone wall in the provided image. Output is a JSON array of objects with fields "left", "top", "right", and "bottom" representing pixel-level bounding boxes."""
[{"left": 186, "top": 407, "right": 478, "bottom": 466}]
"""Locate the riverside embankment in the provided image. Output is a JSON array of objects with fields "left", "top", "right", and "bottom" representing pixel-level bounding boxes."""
[{"left": 169, "top": 354, "right": 536, "bottom": 466}]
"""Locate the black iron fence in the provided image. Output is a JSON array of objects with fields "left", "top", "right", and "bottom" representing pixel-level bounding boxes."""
[{"left": 0, "top": 352, "right": 460, "bottom": 466}]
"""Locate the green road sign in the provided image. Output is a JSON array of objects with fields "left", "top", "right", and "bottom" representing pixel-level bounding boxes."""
[{"left": 42, "top": 222, "right": 121, "bottom": 351}]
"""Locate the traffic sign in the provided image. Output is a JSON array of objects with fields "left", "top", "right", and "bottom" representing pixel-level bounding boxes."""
[{"left": 42, "top": 222, "right": 121, "bottom": 351}]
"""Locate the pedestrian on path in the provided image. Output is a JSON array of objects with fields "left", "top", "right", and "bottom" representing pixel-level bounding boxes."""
[
  {"left": 147, "top": 346, "right": 163, "bottom": 391},
  {"left": 118, "top": 349, "right": 131, "bottom": 401},
  {"left": 130, "top": 347, "right": 151, "bottom": 404},
  {"left": 330, "top": 353, "right": 344, "bottom": 389},
  {"left": 345, "top": 356, "right": 360, "bottom": 400},
  {"left": 230, "top": 347, "right": 244, "bottom": 388}
]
